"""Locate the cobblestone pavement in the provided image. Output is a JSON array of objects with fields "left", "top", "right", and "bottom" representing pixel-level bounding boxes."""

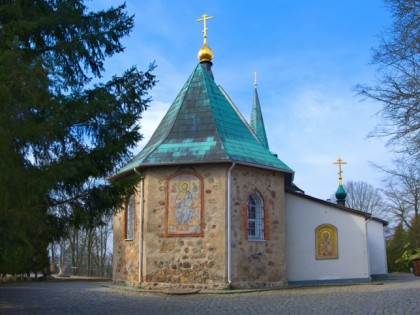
[{"left": 1, "top": 274, "right": 420, "bottom": 315}]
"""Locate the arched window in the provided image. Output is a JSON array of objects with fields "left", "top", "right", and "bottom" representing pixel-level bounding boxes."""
[
  {"left": 247, "top": 191, "right": 264, "bottom": 240},
  {"left": 125, "top": 195, "right": 135, "bottom": 240}
]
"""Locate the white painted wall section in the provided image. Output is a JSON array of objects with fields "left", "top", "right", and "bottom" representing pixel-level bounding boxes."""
[
  {"left": 286, "top": 192, "right": 370, "bottom": 283},
  {"left": 367, "top": 219, "right": 388, "bottom": 277}
]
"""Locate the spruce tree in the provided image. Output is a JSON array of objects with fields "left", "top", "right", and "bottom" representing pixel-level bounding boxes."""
[
  {"left": 0, "top": 0, "right": 155, "bottom": 273},
  {"left": 386, "top": 222, "right": 408, "bottom": 272}
]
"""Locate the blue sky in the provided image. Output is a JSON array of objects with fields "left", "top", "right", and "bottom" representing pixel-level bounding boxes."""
[{"left": 92, "top": 0, "right": 393, "bottom": 200}]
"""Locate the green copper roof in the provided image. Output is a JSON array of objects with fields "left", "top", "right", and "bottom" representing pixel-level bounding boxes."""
[
  {"left": 250, "top": 87, "right": 269, "bottom": 149},
  {"left": 114, "top": 63, "right": 293, "bottom": 177},
  {"left": 335, "top": 184, "right": 347, "bottom": 200}
]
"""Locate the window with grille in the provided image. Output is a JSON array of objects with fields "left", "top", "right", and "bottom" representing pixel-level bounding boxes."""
[
  {"left": 247, "top": 191, "right": 264, "bottom": 240},
  {"left": 126, "top": 195, "right": 135, "bottom": 240}
]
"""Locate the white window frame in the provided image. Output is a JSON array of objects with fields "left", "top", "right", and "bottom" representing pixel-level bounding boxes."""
[
  {"left": 126, "top": 195, "right": 135, "bottom": 240},
  {"left": 247, "top": 191, "right": 264, "bottom": 241}
]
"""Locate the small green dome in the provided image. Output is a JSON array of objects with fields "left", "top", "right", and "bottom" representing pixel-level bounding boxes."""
[{"left": 335, "top": 184, "right": 347, "bottom": 200}]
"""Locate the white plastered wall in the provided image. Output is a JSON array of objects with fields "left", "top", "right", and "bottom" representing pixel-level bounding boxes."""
[
  {"left": 367, "top": 219, "right": 388, "bottom": 277},
  {"left": 286, "top": 192, "right": 370, "bottom": 282}
]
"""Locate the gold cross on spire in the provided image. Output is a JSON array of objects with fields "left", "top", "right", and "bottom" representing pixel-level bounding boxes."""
[
  {"left": 196, "top": 13, "right": 214, "bottom": 44},
  {"left": 253, "top": 71, "right": 260, "bottom": 87},
  {"left": 333, "top": 158, "right": 348, "bottom": 185}
]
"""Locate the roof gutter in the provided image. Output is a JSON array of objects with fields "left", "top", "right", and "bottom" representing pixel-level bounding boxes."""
[{"left": 110, "top": 160, "right": 293, "bottom": 182}]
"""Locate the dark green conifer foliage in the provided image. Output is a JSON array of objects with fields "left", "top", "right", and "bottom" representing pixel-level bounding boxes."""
[
  {"left": 0, "top": 0, "right": 156, "bottom": 274},
  {"left": 407, "top": 215, "right": 420, "bottom": 250},
  {"left": 386, "top": 222, "right": 408, "bottom": 272}
]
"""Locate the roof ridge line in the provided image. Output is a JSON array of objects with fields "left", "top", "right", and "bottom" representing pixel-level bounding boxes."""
[
  {"left": 131, "top": 96, "right": 186, "bottom": 165},
  {"left": 194, "top": 64, "right": 230, "bottom": 160},
  {"left": 219, "top": 85, "right": 262, "bottom": 146},
  {"left": 112, "top": 65, "right": 200, "bottom": 174},
  {"left": 158, "top": 65, "right": 197, "bottom": 143}
]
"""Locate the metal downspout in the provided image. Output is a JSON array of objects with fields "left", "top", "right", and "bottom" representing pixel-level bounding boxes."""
[
  {"left": 134, "top": 168, "right": 144, "bottom": 284},
  {"left": 365, "top": 217, "right": 372, "bottom": 280},
  {"left": 227, "top": 162, "right": 236, "bottom": 284}
]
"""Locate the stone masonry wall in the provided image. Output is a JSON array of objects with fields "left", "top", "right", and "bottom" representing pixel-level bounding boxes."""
[
  {"left": 141, "top": 165, "right": 228, "bottom": 290},
  {"left": 113, "top": 164, "right": 287, "bottom": 289},
  {"left": 113, "top": 190, "right": 140, "bottom": 286},
  {"left": 230, "top": 165, "right": 287, "bottom": 288}
]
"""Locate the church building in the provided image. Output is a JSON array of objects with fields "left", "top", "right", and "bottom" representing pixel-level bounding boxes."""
[{"left": 110, "top": 14, "right": 388, "bottom": 289}]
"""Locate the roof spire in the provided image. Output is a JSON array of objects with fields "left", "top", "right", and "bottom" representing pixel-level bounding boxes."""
[
  {"left": 333, "top": 158, "right": 347, "bottom": 206},
  {"left": 196, "top": 13, "right": 214, "bottom": 62},
  {"left": 250, "top": 72, "right": 269, "bottom": 149}
]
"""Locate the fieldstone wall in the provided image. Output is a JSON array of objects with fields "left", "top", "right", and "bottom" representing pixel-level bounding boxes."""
[
  {"left": 230, "top": 165, "right": 287, "bottom": 288},
  {"left": 141, "top": 165, "right": 229, "bottom": 290},
  {"left": 113, "top": 191, "right": 140, "bottom": 286},
  {"left": 113, "top": 164, "right": 288, "bottom": 289}
]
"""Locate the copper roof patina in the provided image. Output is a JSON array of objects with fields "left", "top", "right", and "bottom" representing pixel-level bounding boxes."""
[
  {"left": 250, "top": 87, "right": 269, "bottom": 149},
  {"left": 113, "top": 63, "right": 293, "bottom": 178}
]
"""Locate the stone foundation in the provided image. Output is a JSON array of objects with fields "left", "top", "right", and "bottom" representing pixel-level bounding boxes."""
[{"left": 139, "top": 281, "right": 229, "bottom": 290}]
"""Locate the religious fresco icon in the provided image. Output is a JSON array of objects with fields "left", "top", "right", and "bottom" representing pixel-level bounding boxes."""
[
  {"left": 315, "top": 224, "right": 338, "bottom": 260},
  {"left": 166, "top": 173, "right": 203, "bottom": 236}
]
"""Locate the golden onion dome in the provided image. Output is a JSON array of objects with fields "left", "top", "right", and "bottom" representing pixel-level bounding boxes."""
[{"left": 198, "top": 43, "right": 213, "bottom": 62}]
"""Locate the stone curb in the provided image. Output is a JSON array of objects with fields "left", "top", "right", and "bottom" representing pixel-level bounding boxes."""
[
  {"left": 100, "top": 281, "right": 386, "bottom": 296},
  {"left": 48, "top": 275, "right": 112, "bottom": 282},
  {"left": 100, "top": 284, "right": 201, "bottom": 295},
  {"left": 101, "top": 283, "right": 282, "bottom": 295}
]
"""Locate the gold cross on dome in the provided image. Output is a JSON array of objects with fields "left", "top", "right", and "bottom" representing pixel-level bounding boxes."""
[
  {"left": 196, "top": 13, "right": 214, "bottom": 43},
  {"left": 253, "top": 71, "right": 260, "bottom": 87},
  {"left": 333, "top": 158, "right": 347, "bottom": 185}
]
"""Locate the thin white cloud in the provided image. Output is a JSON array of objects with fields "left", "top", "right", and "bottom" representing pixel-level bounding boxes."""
[
  {"left": 89, "top": 0, "right": 394, "bottom": 200},
  {"left": 134, "top": 100, "right": 170, "bottom": 155}
]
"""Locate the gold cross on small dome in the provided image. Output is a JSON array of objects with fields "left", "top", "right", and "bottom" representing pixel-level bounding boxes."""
[
  {"left": 196, "top": 13, "right": 214, "bottom": 43},
  {"left": 333, "top": 158, "right": 347, "bottom": 185}
]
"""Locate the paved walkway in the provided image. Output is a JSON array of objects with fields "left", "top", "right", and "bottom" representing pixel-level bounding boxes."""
[{"left": 1, "top": 274, "right": 420, "bottom": 314}]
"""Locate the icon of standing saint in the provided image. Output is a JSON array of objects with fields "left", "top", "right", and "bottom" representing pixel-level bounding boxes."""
[
  {"left": 175, "top": 181, "right": 194, "bottom": 224},
  {"left": 315, "top": 224, "right": 338, "bottom": 259},
  {"left": 319, "top": 231, "right": 333, "bottom": 257},
  {"left": 167, "top": 173, "right": 203, "bottom": 236}
]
